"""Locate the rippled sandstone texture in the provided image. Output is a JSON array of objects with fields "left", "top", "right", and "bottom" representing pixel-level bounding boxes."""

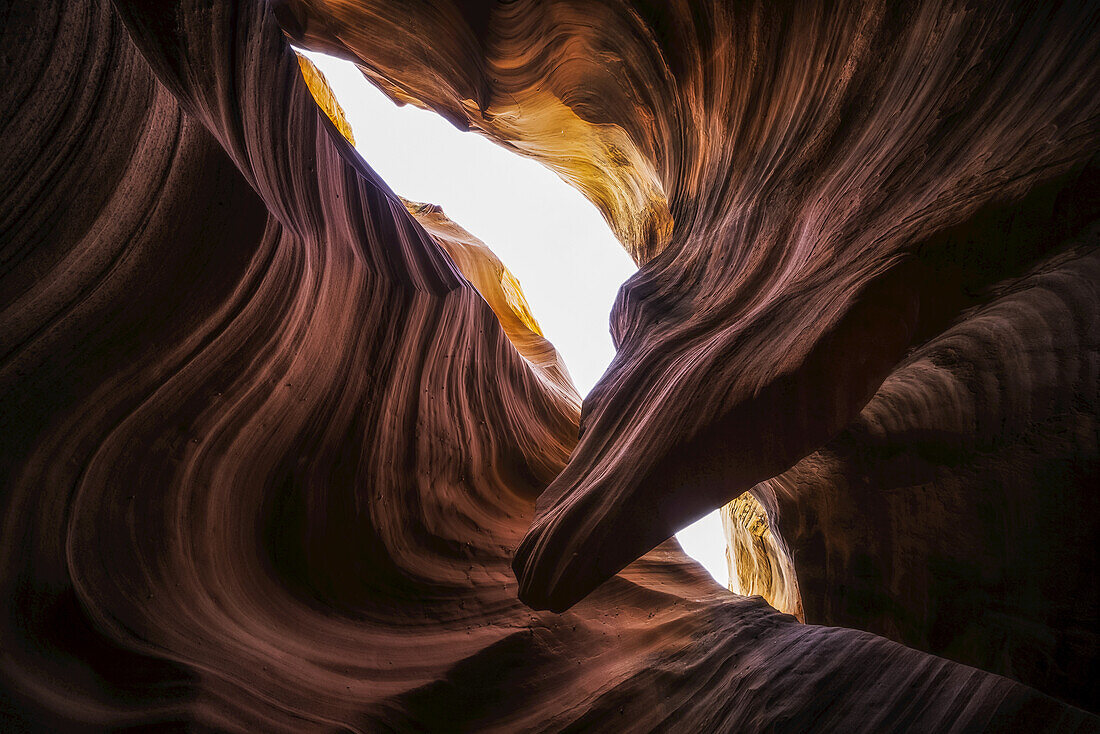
[
  {"left": 1, "top": 0, "right": 1098, "bottom": 730},
  {"left": 278, "top": 0, "right": 1100, "bottom": 708}
]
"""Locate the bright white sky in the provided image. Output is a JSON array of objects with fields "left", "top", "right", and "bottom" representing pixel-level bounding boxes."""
[{"left": 302, "top": 51, "right": 728, "bottom": 589}]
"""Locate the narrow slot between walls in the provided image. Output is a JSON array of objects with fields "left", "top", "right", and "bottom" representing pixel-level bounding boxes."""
[{"left": 299, "top": 49, "right": 729, "bottom": 589}]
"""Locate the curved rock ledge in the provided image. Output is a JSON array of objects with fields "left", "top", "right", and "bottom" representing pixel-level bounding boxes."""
[
  {"left": 275, "top": 0, "right": 1099, "bottom": 624},
  {"left": 1, "top": 0, "right": 1097, "bottom": 730}
]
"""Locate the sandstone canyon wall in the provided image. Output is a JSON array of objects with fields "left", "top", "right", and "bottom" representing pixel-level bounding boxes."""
[{"left": 1, "top": 0, "right": 1098, "bottom": 730}]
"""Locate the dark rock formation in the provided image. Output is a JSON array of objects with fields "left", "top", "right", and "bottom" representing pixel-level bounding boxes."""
[
  {"left": 278, "top": 0, "right": 1100, "bottom": 710},
  {"left": 755, "top": 234, "right": 1100, "bottom": 708},
  {"left": 1, "top": 0, "right": 1097, "bottom": 730}
]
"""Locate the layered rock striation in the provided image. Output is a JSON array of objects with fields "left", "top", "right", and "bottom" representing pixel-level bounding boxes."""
[
  {"left": 276, "top": 0, "right": 1100, "bottom": 707},
  {"left": 1, "top": 0, "right": 1097, "bottom": 730}
]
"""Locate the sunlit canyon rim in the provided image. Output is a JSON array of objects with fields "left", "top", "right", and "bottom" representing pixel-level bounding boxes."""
[{"left": 1, "top": 0, "right": 1098, "bottom": 731}]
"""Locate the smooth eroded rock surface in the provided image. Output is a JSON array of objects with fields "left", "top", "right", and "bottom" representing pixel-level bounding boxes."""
[{"left": 1, "top": 0, "right": 1097, "bottom": 729}]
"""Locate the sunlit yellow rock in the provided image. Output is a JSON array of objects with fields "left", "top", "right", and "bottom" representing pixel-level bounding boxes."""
[
  {"left": 403, "top": 199, "right": 579, "bottom": 405},
  {"left": 295, "top": 52, "right": 356, "bottom": 145},
  {"left": 722, "top": 492, "right": 804, "bottom": 621}
]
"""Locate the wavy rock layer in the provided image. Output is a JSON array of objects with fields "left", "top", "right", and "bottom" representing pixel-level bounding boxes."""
[
  {"left": 275, "top": 1, "right": 1100, "bottom": 701},
  {"left": 1, "top": 0, "right": 1098, "bottom": 731}
]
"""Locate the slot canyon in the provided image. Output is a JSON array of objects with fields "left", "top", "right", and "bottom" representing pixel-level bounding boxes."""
[{"left": 1, "top": 0, "right": 1098, "bottom": 730}]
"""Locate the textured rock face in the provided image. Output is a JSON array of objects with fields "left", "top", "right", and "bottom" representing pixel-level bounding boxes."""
[
  {"left": 1, "top": 0, "right": 1097, "bottom": 732},
  {"left": 278, "top": 0, "right": 1100, "bottom": 621},
  {"left": 723, "top": 493, "right": 804, "bottom": 622},
  {"left": 753, "top": 235, "right": 1100, "bottom": 707},
  {"left": 277, "top": 1, "right": 1100, "bottom": 707}
]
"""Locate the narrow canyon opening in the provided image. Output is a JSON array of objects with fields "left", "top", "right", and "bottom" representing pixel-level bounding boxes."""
[
  {"left": 298, "top": 50, "right": 732, "bottom": 588},
  {"left": 6, "top": 2, "right": 1097, "bottom": 726}
]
